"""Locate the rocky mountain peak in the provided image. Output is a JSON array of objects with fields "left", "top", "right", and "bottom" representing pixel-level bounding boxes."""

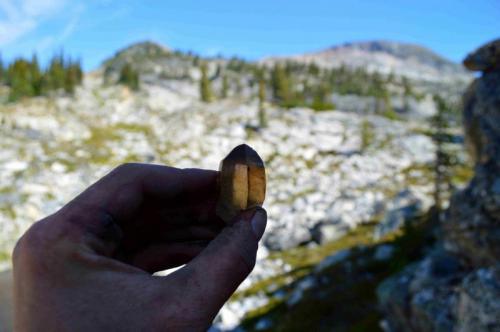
[
  {"left": 112, "top": 40, "right": 171, "bottom": 60},
  {"left": 332, "top": 40, "right": 456, "bottom": 68},
  {"left": 266, "top": 40, "right": 472, "bottom": 83},
  {"left": 102, "top": 40, "right": 197, "bottom": 82}
]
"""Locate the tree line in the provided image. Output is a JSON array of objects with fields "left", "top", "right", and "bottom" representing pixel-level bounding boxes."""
[
  {"left": 0, "top": 53, "right": 83, "bottom": 102},
  {"left": 199, "top": 60, "right": 417, "bottom": 117}
]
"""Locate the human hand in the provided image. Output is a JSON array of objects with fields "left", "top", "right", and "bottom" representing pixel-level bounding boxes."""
[{"left": 12, "top": 163, "right": 267, "bottom": 331}]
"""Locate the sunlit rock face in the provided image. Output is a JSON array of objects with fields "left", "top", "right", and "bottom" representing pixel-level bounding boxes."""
[{"left": 378, "top": 39, "right": 500, "bottom": 332}]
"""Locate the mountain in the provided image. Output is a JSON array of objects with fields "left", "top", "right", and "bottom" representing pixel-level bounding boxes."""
[
  {"left": 263, "top": 40, "right": 472, "bottom": 83},
  {"left": 102, "top": 41, "right": 200, "bottom": 82},
  {"left": 103, "top": 40, "right": 472, "bottom": 85}
]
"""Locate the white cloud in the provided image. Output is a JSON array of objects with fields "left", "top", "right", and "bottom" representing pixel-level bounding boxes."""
[
  {"left": 0, "top": 0, "right": 73, "bottom": 47},
  {"left": 33, "top": 10, "right": 81, "bottom": 53},
  {"left": 20, "top": 0, "right": 66, "bottom": 18},
  {"left": 0, "top": 18, "right": 36, "bottom": 45}
]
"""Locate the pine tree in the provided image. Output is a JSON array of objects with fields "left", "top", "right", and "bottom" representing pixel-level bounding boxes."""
[
  {"left": 402, "top": 77, "right": 413, "bottom": 97},
  {"left": 270, "top": 63, "right": 290, "bottom": 105},
  {"left": 7, "top": 59, "right": 34, "bottom": 101},
  {"left": 64, "top": 60, "right": 79, "bottom": 94},
  {"left": 311, "top": 83, "right": 334, "bottom": 111},
  {"left": 431, "top": 95, "right": 455, "bottom": 209},
  {"left": 118, "top": 63, "right": 139, "bottom": 91},
  {"left": 0, "top": 54, "right": 4, "bottom": 84},
  {"left": 221, "top": 74, "right": 229, "bottom": 99},
  {"left": 258, "top": 78, "right": 267, "bottom": 128},
  {"left": 74, "top": 58, "right": 83, "bottom": 84},
  {"left": 377, "top": 89, "right": 397, "bottom": 120},
  {"left": 46, "top": 53, "right": 66, "bottom": 91},
  {"left": 360, "top": 119, "right": 374, "bottom": 152},
  {"left": 200, "top": 62, "right": 213, "bottom": 102},
  {"left": 307, "top": 63, "right": 320, "bottom": 76},
  {"left": 30, "top": 54, "right": 42, "bottom": 96}
]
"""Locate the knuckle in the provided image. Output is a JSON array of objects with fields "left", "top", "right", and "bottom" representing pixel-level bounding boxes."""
[
  {"left": 12, "top": 217, "right": 73, "bottom": 272},
  {"left": 13, "top": 220, "right": 50, "bottom": 266},
  {"left": 113, "top": 162, "right": 141, "bottom": 175}
]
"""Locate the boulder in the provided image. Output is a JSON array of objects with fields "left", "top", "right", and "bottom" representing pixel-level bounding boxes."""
[
  {"left": 310, "top": 222, "right": 349, "bottom": 244},
  {"left": 377, "top": 251, "right": 464, "bottom": 332},
  {"left": 378, "top": 39, "right": 500, "bottom": 332},
  {"left": 455, "top": 266, "right": 500, "bottom": 332},
  {"left": 463, "top": 39, "right": 500, "bottom": 72},
  {"left": 443, "top": 38, "right": 500, "bottom": 267},
  {"left": 263, "top": 225, "right": 312, "bottom": 251},
  {"left": 374, "top": 189, "right": 424, "bottom": 240}
]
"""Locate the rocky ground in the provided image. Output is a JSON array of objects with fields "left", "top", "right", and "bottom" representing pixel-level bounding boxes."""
[{"left": 0, "top": 70, "right": 470, "bottom": 330}]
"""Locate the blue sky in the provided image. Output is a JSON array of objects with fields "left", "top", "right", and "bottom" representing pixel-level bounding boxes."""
[{"left": 1, "top": 0, "right": 499, "bottom": 70}]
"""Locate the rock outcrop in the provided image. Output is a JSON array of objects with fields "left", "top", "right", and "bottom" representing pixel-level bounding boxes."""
[{"left": 378, "top": 39, "right": 500, "bottom": 332}]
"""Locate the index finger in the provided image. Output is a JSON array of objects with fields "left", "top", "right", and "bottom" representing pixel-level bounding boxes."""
[{"left": 64, "top": 163, "right": 219, "bottom": 225}]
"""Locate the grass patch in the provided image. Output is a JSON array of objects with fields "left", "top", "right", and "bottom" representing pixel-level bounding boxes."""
[{"left": 270, "top": 223, "right": 379, "bottom": 269}]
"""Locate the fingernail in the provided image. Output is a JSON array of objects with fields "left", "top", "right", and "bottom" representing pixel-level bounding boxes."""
[{"left": 251, "top": 208, "right": 267, "bottom": 241}]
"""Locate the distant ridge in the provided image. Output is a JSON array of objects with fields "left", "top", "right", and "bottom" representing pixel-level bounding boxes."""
[
  {"left": 102, "top": 40, "right": 473, "bottom": 85},
  {"left": 263, "top": 40, "right": 472, "bottom": 83}
]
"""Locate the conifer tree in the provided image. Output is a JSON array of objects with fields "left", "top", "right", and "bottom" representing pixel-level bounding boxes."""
[
  {"left": 401, "top": 76, "right": 413, "bottom": 112},
  {"left": 258, "top": 78, "right": 267, "bottom": 128},
  {"left": 74, "top": 58, "right": 83, "bottom": 84},
  {"left": 377, "top": 89, "right": 397, "bottom": 119},
  {"left": 200, "top": 62, "right": 213, "bottom": 102},
  {"left": 30, "top": 54, "right": 42, "bottom": 95},
  {"left": 311, "top": 83, "right": 334, "bottom": 111},
  {"left": 64, "top": 60, "right": 78, "bottom": 94},
  {"left": 431, "top": 95, "right": 455, "bottom": 209},
  {"left": 307, "top": 63, "right": 320, "bottom": 76},
  {"left": 270, "top": 63, "right": 290, "bottom": 105},
  {"left": 402, "top": 77, "right": 413, "bottom": 97},
  {"left": 7, "top": 59, "right": 34, "bottom": 101},
  {"left": 0, "top": 54, "right": 4, "bottom": 84},
  {"left": 118, "top": 63, "right": 140, "bottom": 91},
  {"left": 221, "top": 74, "right": 229, "bottom": 99},
  {"left": 46, "top": 53, "right": 66, "bottom": 91},
  {"left": 3, "top": 52, "right": 83, "bottom": 101},
  {"left": 360, "top": 119, "right": 374, "bottom": 152}
]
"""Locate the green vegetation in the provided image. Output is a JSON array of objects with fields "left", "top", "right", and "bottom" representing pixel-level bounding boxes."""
[
  {"left": 270, "top": 63, "right": 292, "bottom": 105},
  {"left": 0, "top": 250, "right": 10, "bottom": 263},
  {"left": 360, "top": 119, "right": 375, "bottom": 151},
  {"left": 310, "top": 83, "right": 335, "bottom": 111},
  {"left": 240, "top": 211, "right": 436, "bottom": 332},
  {"left": 220, "top": 74, "right": 229, "bottom": 98},
  {"left": 245, "top": 61, "right": 417, "bottom": 112},
  {"left": 258, "top": 77, "right": 267, "bottom": 128},
  {"left": 1, "top": 52, "right": 82, "bottom": 102},
  {"left": 431, "top": 94, "right": 460, "bottom": 208},
  {"left": 200, "top": 62, "right": 214, "bottom": 102},
  {"left": 99, "top": 44, "right": 424, "bottom": 115},
  {"left": 118, "top": 63, "right": 140, "bottom": 91},
  {"left": 0, "top": 55, "right": 4, "bottom": 83}
]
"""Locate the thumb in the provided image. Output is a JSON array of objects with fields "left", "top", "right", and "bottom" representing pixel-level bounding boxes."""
[{"left": 176, "top": 207, "right": 267, "bottom": 311}]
